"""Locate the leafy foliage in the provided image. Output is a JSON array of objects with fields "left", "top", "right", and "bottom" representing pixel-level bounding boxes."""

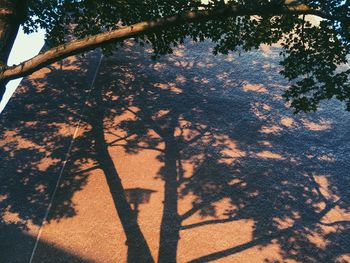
[{"left": 22, "top": 0, "right": 350, "bottom": 112}]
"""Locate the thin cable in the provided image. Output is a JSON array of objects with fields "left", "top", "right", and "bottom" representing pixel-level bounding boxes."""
[{"left": 29, "top": 53, "right": 103, "bottom": 263}]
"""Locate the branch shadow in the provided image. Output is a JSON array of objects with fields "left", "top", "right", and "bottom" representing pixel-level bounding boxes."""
[
  {"left": 0, "top": 51, "right": 103, "bottom": 261},
  {"left": 1, "top": 38, "right": 349, "bottom": 263},
  {"left": 95, "top": 39, "right": 350, "bottom": 262}
]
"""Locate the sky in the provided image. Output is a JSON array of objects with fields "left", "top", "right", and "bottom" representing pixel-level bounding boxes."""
[{"left": 0, "top": 27, "right": 45, "bottom": 113}]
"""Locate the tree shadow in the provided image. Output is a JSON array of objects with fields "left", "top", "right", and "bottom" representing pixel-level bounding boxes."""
[
  {"left": 0, "top": 51, "right": 103, "bottom": 261},
  {"left": 95, "top": 40, "right": 350, "bottom": 262},
  {"left": 1, "top": 39, "right": 350, "bottom": 263},
  {"left": 0, "top": 221, "right": 95, "bottom": 262}
]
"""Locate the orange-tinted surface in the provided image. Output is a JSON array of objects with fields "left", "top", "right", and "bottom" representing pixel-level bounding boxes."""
[{"left": 1, "top": 41, "right": 350, "bottom": 263}]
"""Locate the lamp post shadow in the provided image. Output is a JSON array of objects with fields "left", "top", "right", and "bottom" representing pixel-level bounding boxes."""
[{"left": 125, "top": 188, "right": 157, "bottom": 221}]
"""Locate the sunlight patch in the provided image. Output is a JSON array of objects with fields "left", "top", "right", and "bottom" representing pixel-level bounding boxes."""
[
  {"left": 301, "top": 119, "right": 332, "bottom": 131},
  {"left": 256, "top": 151, "right": 285, "bottom": 160},
  {"left": 242, "top": 83, "right": 268, "bottom": 93}
]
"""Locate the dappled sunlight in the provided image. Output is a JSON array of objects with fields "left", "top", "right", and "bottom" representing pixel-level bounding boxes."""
[
  {"left": 0, "top": 50, "right": 103, "bottom": 262},
  {"left": 152, "top": 62, "right": 167, "bottom": 71},
  {"left": 2, "top": 209, "right": 28, "bottom": 226},
  {"left": 224, "top": 54, "right": 235, "bottom": 62},
  {"left": 175, "top": 74, "right": 186, "bottom": 83},
  {"left": 280, "top": 117, "right": 295, "bottom": 128},
  {"left": 318, "top": 154, "right": 335, "bottom": 162},
  {"left": 260, "top": 44, "right": 275, "bottom": 56},
  {"left": 153, "top": 82, "right": 183, "bottom": 94},
  {"left": 255, "top": 151, "right": 285, "bottom": 160},
  {"left": 28, "top": 67, "right": 52, "bottom": 82},
  {"left": 36, "top": 157, "right": 61, "bottom": 172},
  {"left": 259, "top": 141, "right": 273, "bottom": 147},
  {"left": 1, "top": 130, "right": 48, "bottom": 156},
  {"left": 273, "top": 211, "right": 300, "bottom": 229},
  {"left": 251, "top": 102, "right": 272, "bottom": 120},
  {"left": 260, "top": 125, "right": 283, "bottom": 134},
  {"left": 173, "top": 60, "right": 195, "bottom": 69},
  {"left": 242, "top": 82, "right": 268, "bottom": 93},
  {"left": 52, "top": 56, "right": 81, "bottom": 71},
  {"left": 1, "top": 40, "right": 349, "bottom": 262},
  {"left": 312, "top": 175, "right": 337, "bottom": 201},
  {"left": 212, "top": 134, "right": 247, "bottom": 161},
  {"left": 301, "top": 118, "right": 332, "bottom": 131},
  {"left": 216, "top": 72, "right": 230, "bottom": 81},
  {"left": 196, "top": 61, "right": 215, "bottom": 69},
  {"left": 272, "top": 93, "right": 284, "bottom": 101},
  {"left": 87, "top": 40, "right": 349, "bottom": 262},
  {"left": 324, "top": 208, "right": 350, "bottom": 227},
  {"left": 192, "top": 76, "right": 210, "bottom": 84},
  {"left": 173, "top": 48, "right": 185, "bottom": 57}
]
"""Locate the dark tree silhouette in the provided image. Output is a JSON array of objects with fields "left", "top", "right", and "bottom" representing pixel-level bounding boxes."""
[
  {"left": 78, "top": 40, "right": 349, "bottom": 262},
  {"left": 1, "top": 1, "right": 350, "bottom": 262},
  {"left": 0, "top": 0, "right": 349, "bottom": 112},
  {"left": 1, "top": 38, "right": 350, "bottom": 262}
]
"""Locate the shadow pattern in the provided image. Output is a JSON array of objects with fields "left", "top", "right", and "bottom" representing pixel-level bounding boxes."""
[{"left": 1, "top": 40, "right": 350, "bottom": 262}]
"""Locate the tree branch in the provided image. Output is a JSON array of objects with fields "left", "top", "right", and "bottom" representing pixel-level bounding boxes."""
[
  {"left": 188, "top": 197, "right": 344, "bottom": 263},
  {"left": 0, "top": 3, "right": 336, "bottom": 82}
]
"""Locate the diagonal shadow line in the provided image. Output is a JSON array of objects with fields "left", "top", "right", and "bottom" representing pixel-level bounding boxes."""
[
  {"left": 188, "top": 225, "right": 295, "bottom": 263},
  {"left": 29, "top": 53, "right": 104, "bottom": 263},
  {"left": 70, "top": 165, "right": 101, "bottom": 176},
  {"left": 180, "top": 217, "right": 237, "bottom": 230},
  {"left": 89, "top": 79, "right": 155, "bottom": 263},
  {"left": 188, "top": 199, "right": 342, "bottom": 263}
]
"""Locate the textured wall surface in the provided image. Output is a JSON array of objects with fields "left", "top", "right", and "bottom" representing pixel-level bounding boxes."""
[{"left": 1, "top": 40, "right": 349, "bottom": 262}]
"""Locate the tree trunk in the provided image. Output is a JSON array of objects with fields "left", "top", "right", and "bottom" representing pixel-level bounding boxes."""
[
  {"left": 90, "top": 87, "right": 154, "bottom": 263},
  {"left": 0, "top": 0, "right": 25, "bottom": 101},
  {"left": 0, "top": 0, "right": 21, "bottom": 65},
  {"left": 158, "top": 137, "right": 181, "bottom": 263},
  {"left": 0, "top": 80, "right": 7, "bottom": 103}
]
